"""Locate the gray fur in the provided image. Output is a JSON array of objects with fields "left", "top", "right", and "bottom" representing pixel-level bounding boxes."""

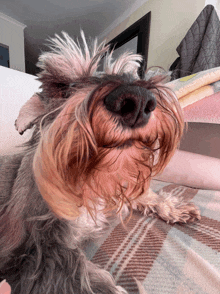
[{"left": 0, "top": 152, "right": 127, "bottom": 294}]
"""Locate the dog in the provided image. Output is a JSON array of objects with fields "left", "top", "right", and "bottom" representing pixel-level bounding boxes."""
[{"left": 0, "top": 31, "right": 200, "bottom": 294}]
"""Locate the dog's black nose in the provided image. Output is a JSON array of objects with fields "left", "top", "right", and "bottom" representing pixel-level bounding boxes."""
[{"left": 104, "top": 85, "right": 157, "bottom": 128}]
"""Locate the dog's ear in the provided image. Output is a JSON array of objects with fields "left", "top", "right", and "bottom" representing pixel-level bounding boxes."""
[
  {"left": 37, "top": 31, "right": 109, "bottom": 98},
  {"left": 15, "top": 93, "right": 45, "bottom": 135}
]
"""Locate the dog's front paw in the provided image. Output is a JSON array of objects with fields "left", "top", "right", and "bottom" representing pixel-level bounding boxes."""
[
  {"left": 156, "top": 200, "right": 201, "bottom": 224},
  {"left": 136, "top": 200, "right": 200, "bottom": 224},
  {"left": 134, "top": 188, "right": 201, "bottom": 224}
]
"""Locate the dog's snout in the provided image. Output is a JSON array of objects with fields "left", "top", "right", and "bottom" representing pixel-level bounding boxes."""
[{"left": 104, "top": 85, "right": 157, "bottom": 128}]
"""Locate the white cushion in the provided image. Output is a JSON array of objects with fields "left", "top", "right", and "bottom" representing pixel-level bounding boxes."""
[{"left": 0, "top": 66, "right": 41, "bottom": 155}]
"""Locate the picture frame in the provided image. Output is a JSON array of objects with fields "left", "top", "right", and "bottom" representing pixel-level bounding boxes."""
[
  {"left": 0, "top": 43, "right": 10, "bottom": 68},
  {"left": 108, "top": 11, "right": 151, "bottom": 78}
]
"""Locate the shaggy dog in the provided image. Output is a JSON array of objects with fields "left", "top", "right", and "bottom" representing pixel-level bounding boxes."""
[{"left": 0, "top": 32, "right": 200, "bottom": 293}]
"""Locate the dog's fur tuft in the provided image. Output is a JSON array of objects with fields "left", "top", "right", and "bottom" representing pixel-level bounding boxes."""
[
  {"left": 0, "top": 32, "right": 200, "bottom": 294},
  {"left": 37, "top": 31, "right": 142, "bottom": 101}
]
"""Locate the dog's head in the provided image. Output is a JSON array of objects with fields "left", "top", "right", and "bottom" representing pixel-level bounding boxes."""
[{"left": 18, "top": 32, "right": 184, "bottom": 219}]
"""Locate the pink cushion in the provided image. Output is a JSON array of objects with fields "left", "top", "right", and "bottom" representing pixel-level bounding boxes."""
[{"left": 183, "top": 92, "right": 220, "bottom": 124}]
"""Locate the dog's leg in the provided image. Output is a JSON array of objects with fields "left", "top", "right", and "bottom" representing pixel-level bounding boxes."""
[
  {"left": 133, "top": 188, "right": 201, "bottom": 223},
  {"left": 1, "top": 218, "right": 127, "bottom": 294}
]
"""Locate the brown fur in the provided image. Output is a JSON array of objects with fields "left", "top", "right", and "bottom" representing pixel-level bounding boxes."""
[{"left": 33, "top": 75, "right": 184, "bottom": 220}]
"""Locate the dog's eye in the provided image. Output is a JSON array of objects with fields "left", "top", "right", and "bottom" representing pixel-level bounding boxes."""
[{"left": 120, "top": 98, "right": 136, "bottom": 115}]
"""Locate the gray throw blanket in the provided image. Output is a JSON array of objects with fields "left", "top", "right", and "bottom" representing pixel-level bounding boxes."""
[{"left": 170, "top": 5, "right": 220, "bottom": 80}]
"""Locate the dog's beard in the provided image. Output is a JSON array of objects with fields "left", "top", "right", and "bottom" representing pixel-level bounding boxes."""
[{"left": 33, "top": 76, "right": 184, "bottom": 220}]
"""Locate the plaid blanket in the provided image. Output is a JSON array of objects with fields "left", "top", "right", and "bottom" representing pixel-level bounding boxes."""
[
  {"left": 167, "top": 67, "right": 220, "bottom": 124},
  {"left": 84, "top": 180, "right": 220, "bottom": 294},
  {"left": 167, "top": 67, "right": 220, "bottom": 108}
]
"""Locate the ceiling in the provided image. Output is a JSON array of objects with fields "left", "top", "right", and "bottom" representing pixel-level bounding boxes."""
[{"left": 0, "top": 0, "right": 143, "bottom": 74}]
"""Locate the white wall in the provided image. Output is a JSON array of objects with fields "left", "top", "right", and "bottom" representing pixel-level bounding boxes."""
[
  {"left": 0, "top": 12, "right": 26, "bottom": 72},
  {"left": 205, "top": 0, "right": 220, "bottom": 17},
  {"left": 100, "top": 0, "right": 206, "bottom": 71},
  {"left": 99, "top": 0, "right": 151, "bottom": 41}
]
